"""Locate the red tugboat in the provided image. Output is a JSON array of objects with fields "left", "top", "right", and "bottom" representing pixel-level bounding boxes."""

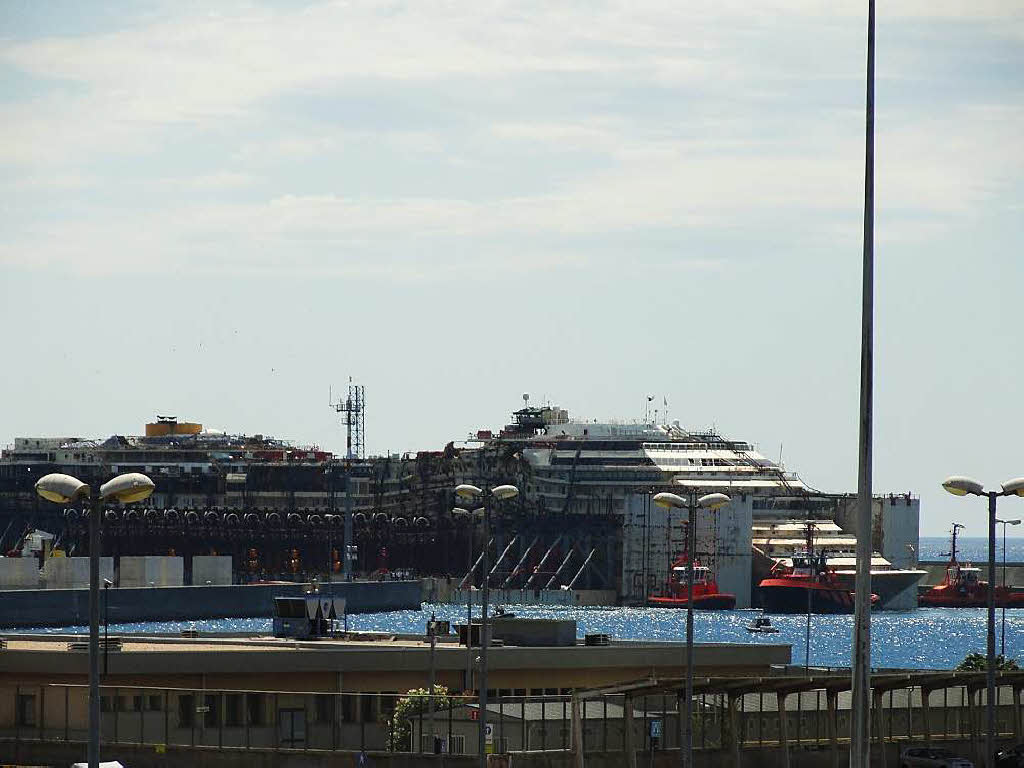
[
  {"left": 758, "top": 551, "right": 879, "bottom": 613},
  {"left": 648, "top": 554, "right": 737, "bottom": 610},
  {"left": 919, "top": 524, "right": 1024, "bottom": 608}
]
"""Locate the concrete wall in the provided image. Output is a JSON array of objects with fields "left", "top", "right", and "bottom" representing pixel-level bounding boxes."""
[
  {"left": 118, "top": 556, "right": 183, "bottom": 588},
  {"left": 0, "top": 558, "right": 39, "bottom": 589},
  {"left": 41, "top": 557, "right": 114, "bottom": 590},
  {"left": 192, "top": 555, "right": 232, "bottom": 585},
  {"left": 0, "top": 580, "right": 422, "bottom": 628}
]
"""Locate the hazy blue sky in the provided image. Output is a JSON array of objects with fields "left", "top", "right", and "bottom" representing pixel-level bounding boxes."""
[{"left": 2, "top": 1, "right": 1022, "bottom": 536}]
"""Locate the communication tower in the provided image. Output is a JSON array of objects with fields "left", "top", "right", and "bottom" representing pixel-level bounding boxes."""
[{"left": 330, "top": 379, "right": 365, "bottom": 460}]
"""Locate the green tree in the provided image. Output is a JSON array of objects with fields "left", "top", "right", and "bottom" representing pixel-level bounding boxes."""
[
  {"left": 388, "top": 685, "right": 452, "bottom": 752},
  {"left": 956, "top": 652, "right": 1019, "bottom": 671}
]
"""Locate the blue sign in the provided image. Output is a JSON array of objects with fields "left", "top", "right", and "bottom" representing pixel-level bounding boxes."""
[{"left": 650, "top": 719, "right": 663, "bottom": 739}]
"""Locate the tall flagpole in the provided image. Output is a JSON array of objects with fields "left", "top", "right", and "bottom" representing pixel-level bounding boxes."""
[{"left": 850, "top": 1, "right": 875, "bottom": 766}]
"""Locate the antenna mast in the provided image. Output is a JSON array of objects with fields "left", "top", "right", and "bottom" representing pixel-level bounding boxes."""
[{"left": 330, "top": 378, "right": 366, "bottom": 460}]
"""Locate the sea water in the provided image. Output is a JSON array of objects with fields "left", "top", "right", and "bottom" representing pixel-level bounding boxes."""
[
  {"left": 919, "top": 535, "right": 1024, "bottom": 562},
  {"left": 8, "top": 604, "right": 1022, "bottom": 671},
  {"left": 9, "top": 536, "right": 1023, "bottom": 669}
]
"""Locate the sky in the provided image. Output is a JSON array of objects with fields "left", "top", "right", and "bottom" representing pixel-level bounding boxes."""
[{"left": 1, "top": 0, "right": 1022, "bottom": 537}]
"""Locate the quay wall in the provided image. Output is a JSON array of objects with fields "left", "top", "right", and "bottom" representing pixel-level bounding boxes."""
[{"left": 0, "top": 580, "right": 421, "bottom": 628}]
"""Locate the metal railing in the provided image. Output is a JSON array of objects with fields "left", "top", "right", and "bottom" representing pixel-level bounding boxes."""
[{"left": 0, "top": 682, "right": 1018, "bottom": 756}]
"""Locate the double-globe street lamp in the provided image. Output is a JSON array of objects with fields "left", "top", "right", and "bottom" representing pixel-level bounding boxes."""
[
  {"left": 942, "top": 475, "right": 1024, "bottom": 768},
  {"left": 35, "top": 471, "right": 156, "bottom": 768},
  {"left": 452, "top": 506, "right": 485, "bottom": 694},
  {"left": 652, "top": 489, "right": 730, "bottom": 768},
  {"left": 454, "top": 483, "right": 519, "bottom": 766},
  {"left": 997, "top": 518, "right": 1021, "bottom": 658}
]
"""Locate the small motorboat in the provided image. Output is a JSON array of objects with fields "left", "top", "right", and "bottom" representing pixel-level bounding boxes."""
[{"left": 746, "top": 615, "right": 779, "bottom": 634}]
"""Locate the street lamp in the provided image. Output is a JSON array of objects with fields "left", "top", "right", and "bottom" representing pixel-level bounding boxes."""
[
  {"left": 942, "top": 475, "right": 1024, "bottom": 768},
  {"left": 452, "top": 506, "right": 484, "bottom": 693},
  {"left": 652, "top": 489, "right": 730, "bottom": 768},
  {"left": 996, "top": 518, "right": 1021, "bottom": 658},
  {"left": 454, "top": 483, "right": 519, "bottom": 766},
  {"left": 34, "top": 471, "right": 155, "bottom": 768}
]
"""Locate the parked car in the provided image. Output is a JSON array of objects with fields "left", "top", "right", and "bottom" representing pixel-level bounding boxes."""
[
  {"left": 996, "top": 744, "right": 1024, "bottom": 767},
  {"left": 900, "top": 746, "right": 974, "bottom": 768}
]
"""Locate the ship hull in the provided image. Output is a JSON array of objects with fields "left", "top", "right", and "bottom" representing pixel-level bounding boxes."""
[
  {"left": 919, "top": 587, "right": 1024, "bottom": 609},
  {"left": 649, "top": 593, "right": 737, "bottom": 610},
  {"left": 830, "top": 569, "right": 926, "bottom": 609},
  {"left": 758, "top": 579, "right": 860, "bottom": 614}
]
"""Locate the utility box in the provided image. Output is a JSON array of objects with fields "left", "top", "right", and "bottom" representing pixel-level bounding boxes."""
[
  {"left": 191, "top": 555, "right": 232, "bottom": 585},
  {"left": 489, "top": 618, "right": 577, "bottom": 647}
]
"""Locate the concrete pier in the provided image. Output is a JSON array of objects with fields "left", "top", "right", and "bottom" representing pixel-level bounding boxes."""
[{"left": 0, "top": 579, "right": 421, "bottom": 628}]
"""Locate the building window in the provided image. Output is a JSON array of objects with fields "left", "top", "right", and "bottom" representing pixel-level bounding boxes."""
[
  {"left": 148, "top": 695, "right": 163, "bottom": 712},
  {"left": 246, "top": 694, "right": 263, "bottom": 726},
  {"left": 315, "top": 695, "right": 335, "bottom": 724},
  {"left": 225, "top": 694, "right": 243, "bottom": 727},
  {"left": 204, "top": 694, "right": 220, "bottom": 728},
  {"left": 178, "top": 695, "right": 194, "bottom": 728},
  {"left": 448, "top": 734, "right": 466, "bottom": 754},
  {"left": 100, "top": 696, "right": 112, "bottom": 713},
  {"left": 360, "top": 694, "right": 376, "bottom": 723},
  {"left": 17, "top": 694, "right": 36, "bottom": 727},
  {"left": 341, "top": 694, "right": 357, "bottom": 722}
]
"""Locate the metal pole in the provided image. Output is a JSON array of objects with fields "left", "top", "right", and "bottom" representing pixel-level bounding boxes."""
[
  {"left": 988, "top": 491, "right": 997, "bottom": 767},
  {"left": 89, "top": 493, "right": 101, "bottom": 768},
  {"left": 1001, "top": 521, "right": 1007, "bottom": 659},
  {"left": 344, "top": 471, "right": 354, "bottom": 581},
  {"left": 104, "top": 582, "right": 110, "bottom": 676},
  {"left": 467, "top": 519, "right": 474, "bottom": 692},
  {"left": 428, "top": 613, "right": 436, "bottom": 754},
  {"left": 850, "top": 2, "right": 875, "bottom": 766},
  {"left": 479, "top": 496, "right": 490, "bottom": 767},
  {"left": 682, "top": 495, "right": 695, "bottom": 768}
]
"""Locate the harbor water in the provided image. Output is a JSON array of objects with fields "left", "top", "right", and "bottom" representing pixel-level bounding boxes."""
[{"left": 8, "top": 603, "right": 1022, "bottom": 671}]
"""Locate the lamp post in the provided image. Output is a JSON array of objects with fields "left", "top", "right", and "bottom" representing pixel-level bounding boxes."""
[
  {"left": 652, "top": 489, "right": 730, "bottom": 768},
  {"left": 453, "top": 506, "right": 484, "bottom": 693},
  {"left": 454, "top": 483, "right": 519, "bottom": 767},
  {"left": 102, "top": 578, "right": 113, "bottom": 675},
  {"left": 942, "top": 475, "right": 1024, "bottom": 768},
  {"left": 997, "top": 518, "right": 1021, "bottom": 658},
  {"left": 34, "top": 472, "right": 155, "bottom": 768}
]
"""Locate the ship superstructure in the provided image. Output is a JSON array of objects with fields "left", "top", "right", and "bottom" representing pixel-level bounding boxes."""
[{"left": 459, "top": 400, "right": 922, "bottom": 608}]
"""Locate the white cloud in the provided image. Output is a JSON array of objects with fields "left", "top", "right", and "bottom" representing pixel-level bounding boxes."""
[{"left": 1, "top": 0, "right": 1021, "bottom": 276}]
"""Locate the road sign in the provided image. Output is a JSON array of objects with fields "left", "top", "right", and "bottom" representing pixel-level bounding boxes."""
[
  {"left": 485, "top": 723, "right": 494, "bottom": 743},
  {"left": 650, "top": 719, "right": 662, "bottom": 739}
]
